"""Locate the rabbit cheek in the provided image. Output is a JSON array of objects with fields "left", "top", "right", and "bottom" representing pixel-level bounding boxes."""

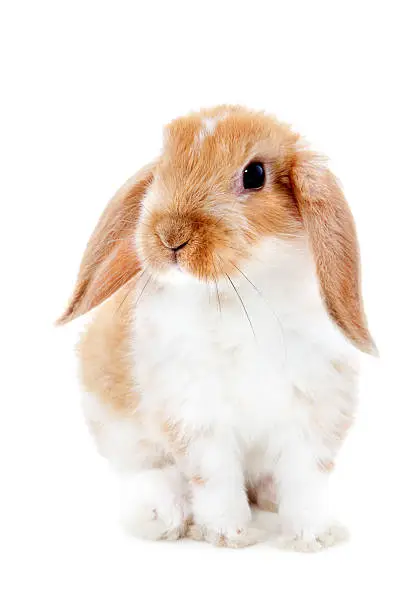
[
  {"left": 138, "top": 209, "right": 239, "bottom": 282},
  {"left": 243, "top": 188, "right": 302, "bottom": 246}
]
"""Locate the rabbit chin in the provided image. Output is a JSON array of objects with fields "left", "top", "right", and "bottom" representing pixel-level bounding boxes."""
[{"left": 156, "top": 263, "right": 202, "bottom": 286}]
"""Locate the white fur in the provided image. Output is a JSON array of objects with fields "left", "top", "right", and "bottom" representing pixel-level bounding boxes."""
[
  {"left": 119, "top": 466, "right": 189, "bottom": 540},
  {"left": 202, "top": 117, "right": 218, "bottom": 135},
  {"left": 82, "top": 236, "right": 359, "bottom": 549},
  {"left": 196, "top": 113, "right": 228, "bottom": 147}
]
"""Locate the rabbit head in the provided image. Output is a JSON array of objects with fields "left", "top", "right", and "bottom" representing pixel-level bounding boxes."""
[{"left": 58, "top": 105, "right": 374, "bottom": 354}]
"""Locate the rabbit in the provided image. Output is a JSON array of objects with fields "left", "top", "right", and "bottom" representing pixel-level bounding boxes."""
[{"left": 58, "top": 105, "right": 375, "bottom": 551}]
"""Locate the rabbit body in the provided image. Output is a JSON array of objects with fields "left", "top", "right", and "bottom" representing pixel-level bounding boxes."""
[
  {"left": 79, "top": 236, "right": 357, "bottom": 550},
  {"left": 61, "top": 106, "right": 373, "bottom": 550}
]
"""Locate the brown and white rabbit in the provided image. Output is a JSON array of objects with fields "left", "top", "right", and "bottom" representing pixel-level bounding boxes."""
[{"left": 59, "top": 106, "right": 375, "bottom": 551}]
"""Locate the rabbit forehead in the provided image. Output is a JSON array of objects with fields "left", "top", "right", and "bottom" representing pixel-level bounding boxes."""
[{"left": 158, "top": 106, "right": 297, "bottom": 189}]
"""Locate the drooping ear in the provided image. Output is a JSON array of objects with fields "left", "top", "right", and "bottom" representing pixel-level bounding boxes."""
[
  {"left": 290, "top": 150, "right": 376, "bottom": 354},
  {"left": 57, "top": 163, "right": 155, "bottom": 325}
]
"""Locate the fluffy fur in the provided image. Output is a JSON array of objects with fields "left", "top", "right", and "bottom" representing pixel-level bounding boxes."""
[{"left": 59, "top": 106, "right": 374, "bottom": 551}]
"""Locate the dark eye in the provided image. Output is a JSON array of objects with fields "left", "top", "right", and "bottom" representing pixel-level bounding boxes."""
[{"left": 243, "top": 162, "right": 265, "bottom": 190}]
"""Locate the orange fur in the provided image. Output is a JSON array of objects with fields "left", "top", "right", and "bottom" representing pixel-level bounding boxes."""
[
  {"left": 162, "top": 419, "right": 190, "bottom": 456},
  {"left": 291, "top": 150, "right": 375, "bottom": 354},
  {"left": 58, "top": 164, "right": 154, "bottom": 324},
  {"left": 77, "top": 279, "right": 139, "bottom": 414},
  {"left": 247, "top": 475, "right": 278, "bottom": 512},
  {"left": 140, "top": 107, "right": 302, "bottom": 280},
  {"left": 190, "top": 475, "right": 207, "bottom": 486}
]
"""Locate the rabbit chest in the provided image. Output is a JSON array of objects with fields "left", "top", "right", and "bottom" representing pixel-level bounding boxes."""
[{"left": 132, "top": 255, "right": 357, "bottom": 450}]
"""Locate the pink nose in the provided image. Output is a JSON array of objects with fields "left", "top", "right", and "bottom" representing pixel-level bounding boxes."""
[
  {"left": 168, "top": 239, "right": 189, "bottom": 252},
  {"left": 156, "top": 215, "right": 192, "bottom": 252},
  {"left": 157, "top": 231, "right": 190, "bottom": 252},
  {"left": 163, "top": 235, "right": 190, "bottom": 252}
]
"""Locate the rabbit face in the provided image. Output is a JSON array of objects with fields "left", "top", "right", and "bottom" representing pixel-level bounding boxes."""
[
  {"left": 135, "top": 107, "right": 302, "bottom": 283},
  {"left": 59, "top": 105, "right": 374, "bottom": 354}
]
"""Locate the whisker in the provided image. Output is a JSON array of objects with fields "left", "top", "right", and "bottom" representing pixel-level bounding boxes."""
[
  {"left": 211, "top": 255, "right": 222, "bottom": 315},
  {"left": 115, "top": 269, "right": 147, "bottom": 315},
  {"left": 115, "top": 284, "right": 135, "bottom": 315},
  {"left": 213, "top": 213, "right": 229, "bottom": 229},
  {"left": 229, "top": 262, "right": 261, "bottom": 294},
  {"left": 94, "top": 268, "right": 137, "bottom": 297},
  {"left": 134, "top": 273, "right": 153, "bottom": 310},
  {"left": 224, "top": 272, "right": 256, "bottom": 340},
  {"left": 214, "top": 275, "right": 222, "bottom": 315},
  {"left": 228, "top": 260, "right": 287, "bottom": 364}
]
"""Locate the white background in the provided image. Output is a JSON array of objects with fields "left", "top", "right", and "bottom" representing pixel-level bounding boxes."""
[{"left": 1, "top": 1, "right": 407, "bottom": 610}]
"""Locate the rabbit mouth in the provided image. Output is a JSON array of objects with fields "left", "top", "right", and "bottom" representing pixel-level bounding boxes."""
[{"left": 137, "top": 207, "right": 248, "bottom": 283}]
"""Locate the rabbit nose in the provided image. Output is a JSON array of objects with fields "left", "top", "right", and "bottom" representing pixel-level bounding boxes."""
[
  {"left": 157, "top": 231, "right": 190, "bottom": 252},
  {"left": 169, "top": 239, "right": 190, "bottom": 252}
]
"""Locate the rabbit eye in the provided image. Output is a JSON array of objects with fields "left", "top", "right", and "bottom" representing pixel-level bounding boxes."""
[{"left": 243, "top": 162, "right": 265, "bottom": 190}]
